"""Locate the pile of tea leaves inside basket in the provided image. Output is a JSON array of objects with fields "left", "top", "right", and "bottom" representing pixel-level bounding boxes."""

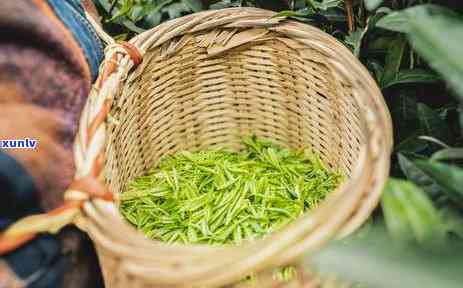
[{"left": 120, "top": 136, "right": 343, "bottom": 245}]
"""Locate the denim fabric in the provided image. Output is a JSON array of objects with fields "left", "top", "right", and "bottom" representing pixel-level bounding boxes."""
[
  {"left": 0, "top": 151, "right": 37, "bottom": 219},
  {"left": 5, "top": 235, "right": 66, "bottom": 288},
  {"left": 0, "top": 151, "right": 65, "bottom": 288},
  {"left": 47, "top": 0, "right": 103, "bottom": 81}
]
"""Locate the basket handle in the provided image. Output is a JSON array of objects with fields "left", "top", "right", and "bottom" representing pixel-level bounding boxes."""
[{"left": 0, "top": 9, "right": 143, "bottom": 255}]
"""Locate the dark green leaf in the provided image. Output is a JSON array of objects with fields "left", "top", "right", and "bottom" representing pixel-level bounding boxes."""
[
  {"left": 163, "top": 2, "right": 191, "bottom": 19},
  {"left": 210, "top": 0, "right": 244, "bottom": 9},
  {"left": 367, "top": 61, "right": 384, "bottom": 83},
  {"left": 459, "top": 107, "right": 463, "bottom": 135},
  {"left": 144, "top": 11, "right": 162, "bottom": 27},
  {"left": 368, "top": 36, "right": 396, "bottom": 51},
  {"left": 417, "top": 103, "right": 450, "bottom": 143},
  {"left": 398, "top": 154, "right": 441, "bottom": 198},
  {"left": 95, "top": 0, "right": 112, "bottom": 12},
  {"left": 120, "top": 19, "right": 146, "bottom": 33},
  {"left": 415, "top": 160, "right": 463, "bottom": 207},
  {"left": 183, "top": 0, "right": 203, "bottom": 12},
  {"left": 376, "top": 5, "right": 463, "bottom": 99},
  {"left": 313, "top": 0, "right": 343, "bottom": 11},
  {"left": 391, "top": 95, "right": 425, "bottom": 153},
  {"left": 381, "top": 37, "right": 407, "bottom": 87},
  {"left": 382, "top": 69, "right": 440, "bottom": 89},
  {"left": 344, "top": 30, "right": 365, "bottom": 57}
]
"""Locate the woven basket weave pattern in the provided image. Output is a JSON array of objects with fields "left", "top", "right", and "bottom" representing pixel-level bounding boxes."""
[
  {"left": 75, "top": 8, "right": 392, "bottom": 288},
  {"left": 107, "top": 31, "right": 364, "bottom": 195}
]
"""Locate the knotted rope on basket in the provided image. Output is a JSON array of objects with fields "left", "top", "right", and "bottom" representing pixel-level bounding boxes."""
[{"left": 0, "top": 12, "right": 143, "bottom": 255}]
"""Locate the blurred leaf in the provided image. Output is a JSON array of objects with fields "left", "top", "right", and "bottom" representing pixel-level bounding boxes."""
[
  {"left": 163, "top": 2, "right": 191, "bottom": 19},
  {"left": 418, "top": 136, "right": 450, "bottom": 149},
  {"left": 183, "top": 0, "right": 203, "bottom": 12},
  {"left": 309, "top": 225, "right": 463, "bottom": 288},
  {"left": 376, "top": 6, "right": 392, "bottom": 14},
  {"left": 95, "top": 0, "right": 113, "bottom": 12},
  {"left": 140, "top": 0, "right": 173, "bottom": 28},
  {"left": 441, "top": 205, "right": 463, "bottom": 238},
  {"left": 398, "top": 154, "right": 441, "bottom": 198},
  {"left": 382, "top": 69, "right": 440, "bottom": 89},
  {"left": 144, "top": 11, "right": 162, "bottom": 27},
  {"left": 415, "top": 160, "right": 463, "bottom": 207},
  {"left": 375, "top": 4, "right": 454, "bottom": 33},
  {"left": 121, "top": 19, "right": 146, "bottom": 33},
  {"left": 381, "top": 180, "right": 415, "bottom": 242},
  {"left": 381, "top": 37, "right": 406, "bottom": 87},
  {"left": 377, "top": 5, "right": 463, "bottom": 99},
  {"left": 129, "top": 4, "right": 144, "bottom": 21},
  {"left": 114, "top": 33, "right": 129, "bottom": 41},
  {"left": 459, "top": 107, "right": 463, "bottom": 135},
  {"left": 365, "top": 0, "right": 383, "bottom": 11},
  {"left": 431, "top": 148, "right": 463, "bottom": 161},
  {"left": 381, "top": 179, "right": 445, "bottom": 244}
]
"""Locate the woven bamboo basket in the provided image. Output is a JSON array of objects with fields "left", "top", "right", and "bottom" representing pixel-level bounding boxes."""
[{"left": 72, "top": 7, "right": 392, "bottom": 288}]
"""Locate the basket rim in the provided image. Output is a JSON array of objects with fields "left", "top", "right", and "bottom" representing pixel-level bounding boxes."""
[{"left": 75, "top": 7, "right": 393, "bottom": 287}]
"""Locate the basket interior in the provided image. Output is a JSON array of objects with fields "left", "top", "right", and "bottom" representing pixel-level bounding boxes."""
[{"left": 105, "top": 29, "right": 364, "bottom": 197}]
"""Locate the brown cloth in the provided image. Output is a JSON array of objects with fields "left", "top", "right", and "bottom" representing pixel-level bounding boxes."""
[{"left": 0, "top": 0, "right": 91, "bottom": 210}]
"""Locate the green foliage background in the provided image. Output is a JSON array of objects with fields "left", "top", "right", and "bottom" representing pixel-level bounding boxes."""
[{"left": 93, "top": 0, "right": 463, "bottom": 286}]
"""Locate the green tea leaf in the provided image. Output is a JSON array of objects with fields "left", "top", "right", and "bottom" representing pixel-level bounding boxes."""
[
  {"left": 120, "top": 137, "right": 342, "bottom": 245},
  {"left": 273, "top": 9, "right": 315, "bottom": 19}
]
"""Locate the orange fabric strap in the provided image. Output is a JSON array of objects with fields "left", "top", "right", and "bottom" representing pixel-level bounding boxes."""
[{"left": 0, "top": 34, "right": 143, "bottom": 256}]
